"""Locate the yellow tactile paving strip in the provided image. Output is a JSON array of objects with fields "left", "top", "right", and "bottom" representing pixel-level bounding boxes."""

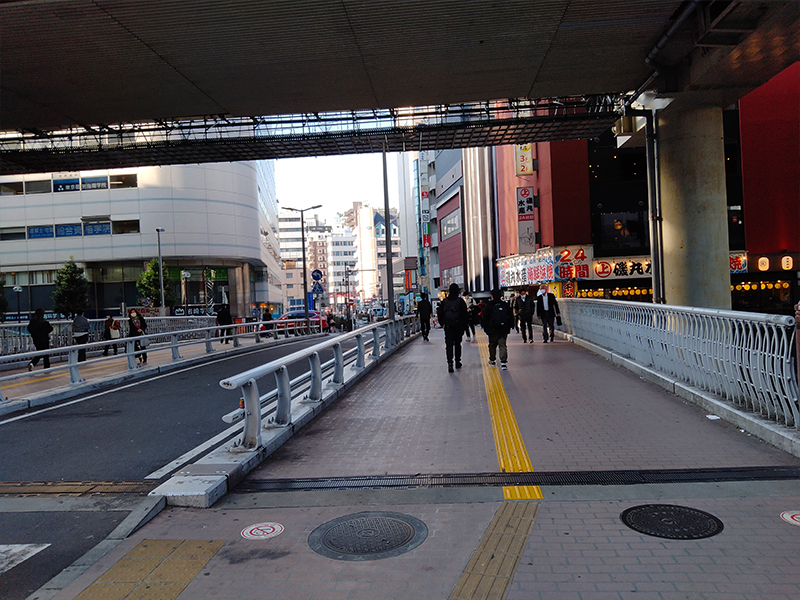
[
  {"left": 74, "top": 539, "right": 226, "bottom": 600},
  {"left": 449, "top": 501, "right": 539, "bottom": 600},
  {"left": 476, "top": 330, "right": 542, "bottom": 500}
]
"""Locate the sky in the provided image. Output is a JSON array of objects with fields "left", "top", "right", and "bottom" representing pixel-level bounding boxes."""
[{"left": 275, "top": 154, "right": 400, "bottom": 226}]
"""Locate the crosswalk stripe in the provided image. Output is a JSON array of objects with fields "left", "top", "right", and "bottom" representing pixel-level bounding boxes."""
[{"left": 0, "top": 544, "right": 50, "bottom": 575}]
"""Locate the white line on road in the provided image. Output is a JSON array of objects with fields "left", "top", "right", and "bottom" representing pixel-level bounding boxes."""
[
  {"left": 0, "top": 544, "right": 50, "bottom": 575},
  {"left": 0, "top": 339, "right": 311, "bottom": 427}
]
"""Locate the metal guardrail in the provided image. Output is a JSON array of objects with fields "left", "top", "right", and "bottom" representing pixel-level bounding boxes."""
[
  {"left": 0, "top": 319, "right": 326, "bottom": 403},
  {"left": 0, "top": 316, "right": 217, "bottom": 356},
  {"left": 559, "top": 299, "right": 799, "bottom": 430},
  {"left": 218, "top": 316, "right": 419, "bottom": 451}
]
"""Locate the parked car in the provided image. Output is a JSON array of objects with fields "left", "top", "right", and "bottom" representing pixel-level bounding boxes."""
[{"left": 273, "top": 310, "right": 328, "bottom": 332}]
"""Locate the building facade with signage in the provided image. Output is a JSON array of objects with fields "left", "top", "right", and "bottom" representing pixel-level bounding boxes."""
[{"left": 0, "top": 161, "right": 282, "bottom": 320}]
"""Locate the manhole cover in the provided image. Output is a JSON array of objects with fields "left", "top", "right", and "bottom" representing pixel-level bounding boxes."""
[
  {"left": 620, "top": 504, "right": 724, "bottom": 540},
  {"left": 308, "top": 511, "right": 427, "bottom": 561}
]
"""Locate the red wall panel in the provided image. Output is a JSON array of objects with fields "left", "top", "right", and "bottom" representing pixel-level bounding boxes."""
[{"left": 739, "top": 62, "right": 800, "bottom": 254}]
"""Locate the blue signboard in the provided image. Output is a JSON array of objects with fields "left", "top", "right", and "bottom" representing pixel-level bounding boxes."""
[
  {"left": 53, "top": 179, "right": 80, "bottom": 193},
  {"left": 83, "top": 222, "right": 111, "bottom": 236},
  {"left": 55, "top": 224, "right": 83, "bottom": 237},
  {"left": 81, "top": 176, "right": 108, "bottom": 191},
  {"left": 27, "top": 225, "right": 54, "bottom": 239}
]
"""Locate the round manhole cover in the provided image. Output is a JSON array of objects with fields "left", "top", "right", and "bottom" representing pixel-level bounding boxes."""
[
  {"left": 620, "top": 504, "right": 724, "bottom": 540},
  {"left": 308, "top": 511, "right": 428, "bottom": 561}
]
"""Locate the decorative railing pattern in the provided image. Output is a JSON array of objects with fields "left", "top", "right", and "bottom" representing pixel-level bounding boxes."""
[{"left": 559, "top": 299, "right": 798, "bottom": 430}]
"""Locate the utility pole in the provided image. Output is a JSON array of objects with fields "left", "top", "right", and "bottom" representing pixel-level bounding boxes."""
[{"left": 156, "top": 228, "right": 166, "bottom": 316}]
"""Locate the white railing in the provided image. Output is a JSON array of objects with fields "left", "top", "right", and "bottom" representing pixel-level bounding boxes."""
[
  {"left": 0, "top": 319, "right": 327, "bottom": 403},
  {"left": 218, "top": 316, "right": 419, "bottom": 450},
  {"left": 559, "top": 299, "right": 799, "bottom": 429},
  {"left": 0, "top": 316, "right": 217, "bottom": 356}
]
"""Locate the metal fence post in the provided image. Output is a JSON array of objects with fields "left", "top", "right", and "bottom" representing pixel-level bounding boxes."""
[
  {"left": 232, "top": 325, "right": 240, "bottom": 348},
  {"left": 126, "top": 340, "right": 137, "bottom": 370},
  {"left": 372, "top": 327, "right": 381, "bottom": 358},
  {"left": 240, "top": 378, "right": 262, "bottom": 449},
  {"left": 205, "top": 329, "right": 214, "bottom": 353},
  {"left": 170, "top": 333, "right": 182, "bottom": 360},
  {"left": 308, "top": 352, "right": 322, "bottom": 401},
  {"left": 68, "top": 348, "right": 83, "bottom": 384},
  {"left": 332, "top": 342, "right": 344, "bottom": 384},
  {"left": 355, "top": 334, "right": 365, "bottom": 369},
  {"left": 274, "top": 366, "right": 292, "bottom": 426}
]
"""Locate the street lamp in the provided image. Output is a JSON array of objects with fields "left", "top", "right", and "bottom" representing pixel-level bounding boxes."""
[
  {"left": 181, "top": 270, "right": 191, "bottom": 316},
  {"left": 12, "top": 286, "right": 22, "bottom": 322},
  {"left": 156, "top": 228, "right": 166, "bottom": 316},
  {"left": 285, "top": 205, "right": 321, "bottom": 332}
]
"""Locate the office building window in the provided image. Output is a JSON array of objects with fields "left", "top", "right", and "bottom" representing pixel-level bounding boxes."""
[
  {"left": 0, "top": 227, "right": 26, "bottom": 241},
  {"left": 25, "top": 180, "right": 52, "bottom": 194},
  {"left": 109, "top": 174, "right": 137, "bottom": 188},
  {"left": 440, "top": 209, "right": 461, "bottom": 240},
  {"left": 1, "top": 182, "right": 24, "bottom": 195},
  {"left": 112, "top": 220, "right": 140, "bottom": 234}
]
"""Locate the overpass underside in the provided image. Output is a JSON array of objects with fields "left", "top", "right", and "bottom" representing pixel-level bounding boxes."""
[{"left": 0, "top": 97, "right": 621, "bottom": 175}]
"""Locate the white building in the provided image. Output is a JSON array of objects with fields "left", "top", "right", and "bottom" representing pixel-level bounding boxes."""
[
  {"left": 278, "top": 209, "right": 329, "bottom": 311},
  {"left": 327, "top": 226, "right": 357, "bottom": 314},
  {"left": 0, "top": 161, "right": 282, "bottom": 320}
]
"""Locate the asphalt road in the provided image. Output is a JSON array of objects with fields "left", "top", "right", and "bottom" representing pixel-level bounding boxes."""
[{"left": 0, "top": 335, "right": 346, "bottom": 600}]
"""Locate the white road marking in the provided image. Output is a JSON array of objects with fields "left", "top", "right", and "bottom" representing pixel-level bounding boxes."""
[
  {"left": 0, "top": 339, "right": 310, "bottom": 427},
  {"left": 0, "top": 544, "right": 50, "bottom": 575}
]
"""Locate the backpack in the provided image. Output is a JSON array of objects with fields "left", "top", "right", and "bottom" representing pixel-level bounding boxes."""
[
  {"left": 440, "top": 298, "right": 461, "bottom": 327},
  {"left": 489, "top": 302, "right": 512, "bottom": 332}
]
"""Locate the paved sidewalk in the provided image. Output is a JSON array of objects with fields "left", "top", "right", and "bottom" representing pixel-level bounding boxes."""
[{"left": 46, "top": 328, "right": 800, "bottom": 600}]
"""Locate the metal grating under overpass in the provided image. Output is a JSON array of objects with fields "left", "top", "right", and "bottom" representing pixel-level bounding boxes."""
[
  {"left": 233, "top": 466, "right": 800, "bottom": 493},
  {"left": 0, "top": 109, "right": 619, "bottom": 175}
]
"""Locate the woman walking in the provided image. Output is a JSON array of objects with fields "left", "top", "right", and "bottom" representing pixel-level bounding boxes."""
[{"left": 127, "top": 309, "right": 148, "bottom": 364}]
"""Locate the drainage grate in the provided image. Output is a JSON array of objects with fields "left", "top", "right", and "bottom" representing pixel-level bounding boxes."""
[
  {"left": 620, "top": 504, "right": 724, "bottom": 540},
  {"left": 308, "top": 511, "right": 428, "bottom": 561},
  {"left": 235, "top": 466, "right": 800, "bottom": 493}
]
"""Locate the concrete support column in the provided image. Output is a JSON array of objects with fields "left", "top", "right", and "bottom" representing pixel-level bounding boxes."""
[{"left": 658, "top": 107, "right": 730, "bottom": 309}]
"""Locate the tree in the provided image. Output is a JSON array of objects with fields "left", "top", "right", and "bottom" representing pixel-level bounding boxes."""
[
  {"left": 0, "top": 274, "right": 9, "bottom": 320},
  {"left": 52, "top": 257, "right": 90, "bottom": 318},
  {"left": 136, "top": 258, "right": 176, "bottom": 308}
]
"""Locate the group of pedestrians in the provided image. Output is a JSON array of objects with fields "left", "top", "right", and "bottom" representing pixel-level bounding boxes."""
[
  {"left": 416, "top": 283, "right": 560, "bottom": 374},
  {"left": 26, "top": 308, "right": 149, "bottom": 370}
]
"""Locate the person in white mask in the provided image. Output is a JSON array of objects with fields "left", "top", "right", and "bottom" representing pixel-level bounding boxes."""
[{"left": 536, "top": 285, "right": 561, "bottom": 343}]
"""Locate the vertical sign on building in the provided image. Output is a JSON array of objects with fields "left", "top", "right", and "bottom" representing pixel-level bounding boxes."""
[
  {"left": 516, "top": 187, "right": 536, "bottom": 254},
  {"left": 514, "top": 144, "right": 534, "bottom": 176}
]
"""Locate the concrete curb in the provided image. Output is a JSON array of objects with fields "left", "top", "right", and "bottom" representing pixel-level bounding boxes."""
[
  {"left": 149, "top": 332, "right": 421, "bottom": 507},
  {"left": 1, "top": 333, "right": 327, "bottom": 417},
  {"left": 564, "top": 333, "right": 800, "bottom": 459}
]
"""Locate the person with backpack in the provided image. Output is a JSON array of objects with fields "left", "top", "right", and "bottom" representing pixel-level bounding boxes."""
[
  {"left": 482, "top": 288, "right": 513, "bottom": 370},
  {"left": 436, "top": 283, "right": 469, "bottom": 373}
]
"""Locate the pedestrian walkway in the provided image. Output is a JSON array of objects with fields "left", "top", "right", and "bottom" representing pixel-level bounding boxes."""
[{"left": 45, "top": 327, "right": 800, "bottom": 600}]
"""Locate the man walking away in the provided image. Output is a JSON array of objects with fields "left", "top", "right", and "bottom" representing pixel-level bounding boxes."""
[
  {"left": 536, "top": 285, "right": 561, "bottom": 343},
  {"left": 516, "top": 289, "right": 535, "bottom": 343},
  {"left": 437, "top": 283, "right": 468, "bottom": 373},
  {"left": 27, "top": 308, "right": 53, "bottom": 370},
  {"left": 482, "top": 288, "right": 513, "bottom": 370},
  {"left": 72, "top": 309, "right": 90, "bottom": 362},
  {"left": 416, "top": 292, "right": 433, "bottom": 341},
  {"left": 216, "top": 304, "right": 233, "bottom": 344}
]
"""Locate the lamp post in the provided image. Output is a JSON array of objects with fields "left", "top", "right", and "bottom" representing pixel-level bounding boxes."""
[
  {"left": 156, "top": 228, "right": 166, "bottom": 316},
  {"left": 12, "top": 286, "right": 22, "bottom": 322},
  {"left": 285, "top": 205, "right": 321, "bottom": 332},
  {"left": 181, "top": 270, "right": 191, "bottom": 316}
]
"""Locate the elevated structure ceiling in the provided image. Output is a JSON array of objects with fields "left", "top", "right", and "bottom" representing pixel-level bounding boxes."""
[{"left": 0, "top": 0, "right": 797, "bottom": 173}]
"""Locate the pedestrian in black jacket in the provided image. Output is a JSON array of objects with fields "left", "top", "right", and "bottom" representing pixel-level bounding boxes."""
[
  {"left": 515, "top": 289, "right": 535, "bottom": 343},
  {"left": 416, "top": 292, "right": 433, "bottom": 341},
  {"left": 27, "top": 308, "right": 53, "bottom": 370},
  {"left": 481, "top": 289, "right": 513, "bottom": 370},
  {"left": 436, "top": 283, "right": 468, "bottom": 373}
]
